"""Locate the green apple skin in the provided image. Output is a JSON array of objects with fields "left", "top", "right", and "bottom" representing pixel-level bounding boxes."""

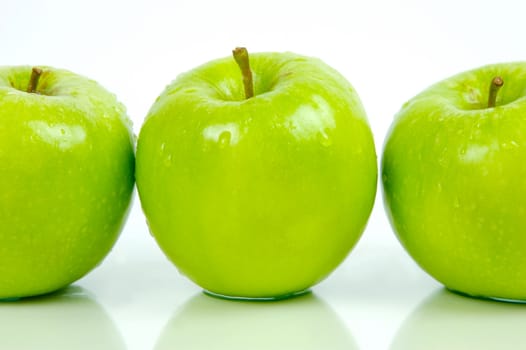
[
  {"left": 0, "top": 66, "right": 135, "bottom": 299},
  {"left": 136, "top": 52, "right": 377, "bottom": 299},
  {"left": 382, "top": 62, "right": 526, "bottom": 301}
]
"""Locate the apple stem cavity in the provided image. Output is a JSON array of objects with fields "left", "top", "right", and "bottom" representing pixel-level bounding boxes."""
[
  {"left": 487, "top": 76, "right": 504, "bottom": 108},
  {"left": 232, "top": 47, "right": 254, "bottom": 99},
  {"left": 27, "top": 67, "right": 43, "bottom": 94}
]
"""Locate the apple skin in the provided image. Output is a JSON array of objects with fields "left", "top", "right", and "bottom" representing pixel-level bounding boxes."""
[
  {"left": 136, "top": 52, "right": 377, "bottom": 299},
  {"left": 382, "top": 62, "right": 526, "bottom": 301},
  {"left": 0, "top": 66, "right": 135, "bottom": 299}
]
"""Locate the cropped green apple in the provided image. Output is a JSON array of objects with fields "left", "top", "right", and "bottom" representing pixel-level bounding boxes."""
[
  {"left": 382, "top": 62, "right": 526, "bottom": 301},
  {"left": 137, "top": 48, "right": 377, "bottom": 299},
  {"left": 0, "top": 66, "right": 135, "bottom": 299}
]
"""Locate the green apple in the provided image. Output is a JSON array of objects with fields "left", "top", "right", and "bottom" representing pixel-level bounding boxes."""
[
  {"left": 136, "top": 48, "right": 377, "bottom": 299},
  {"left": 382, "top": 62, "right": 526, "bottom": 301},
  {"left": 0, "top": 66, "right": 134, "bottom": 299}
]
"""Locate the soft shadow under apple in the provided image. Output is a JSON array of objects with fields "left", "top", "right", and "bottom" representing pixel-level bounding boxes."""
[
  {"left": 155, "top": 292, "right": 357, "bottom": 350},
  {"left": 391, "top": 288, "right": 526, "bottom": 350},
  {"left": 0, "top": 285, "right": 125, "bottom": 350}
]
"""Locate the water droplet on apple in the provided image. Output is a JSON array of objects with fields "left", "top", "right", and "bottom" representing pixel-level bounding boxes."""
[
  {"left": 218, "top": 131, "right": 231, "bottom": 148},
  {"left": 453, "top": 197, "right": 460, "bottom": 208},
  {"left": 160, "top": 142, "right": 166, "bottom": 153},
  {"left": 437, "top": 182, "right": 443, "bottom": 192},
  {"left": 502, "top": 141, "right": 520, "bottom": 150},
  {"left": 318, "top": 131, "right": 332, "bottom": 147},
  {"left": 164, "top": 154, "right": 172, "bottom": 167},
  {"left": 438, "top": 154, "right": 448, "bottom": 167}
]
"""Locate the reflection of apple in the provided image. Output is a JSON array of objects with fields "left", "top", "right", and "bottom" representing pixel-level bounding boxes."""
[
  {"left": 0, "top": 66, "right": 135, "bottom": 299},
  {"left": 382, "top": 62, "right": 526, "bottom": 300},
  {"left": 0, "top": 286, "right": 125, "bottom": 350},
  {"left": 155, "top": 293, "right": 357, "bottom": 350},
  {"left": 391, "top": 289, "right": 526, "bottom": 350},
  {"left": 136, "top": 48, "right": 377, "bottom": 299}
]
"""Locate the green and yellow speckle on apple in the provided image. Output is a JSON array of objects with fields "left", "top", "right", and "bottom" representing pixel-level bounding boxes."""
[
  {"left": 0, "top": 66, "right": 135, "bottom": 299},
  {"left": 136, "top": 48, "right": 377, "bottom": 300},
  {"left": 382, "top": 62, "right": 526, "bottom": 301}
]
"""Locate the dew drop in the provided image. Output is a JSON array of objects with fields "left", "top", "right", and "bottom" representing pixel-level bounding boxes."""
[
  {"left": 318, "top": 131, "right": 332, "bottom": 147},
  {"left": 319, "top": 128, "right": 335, "bottom": 148},
  {"left": 438, "top": 155, "right": 448, "bottom": 167},
  {"left": 218, "top": 131, "right": 231, "bottom": 148},
  {"left": 164, "top": 154, "right": 172, "bottom": 167}
]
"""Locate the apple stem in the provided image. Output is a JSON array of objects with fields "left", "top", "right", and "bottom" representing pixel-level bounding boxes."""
[
  {"left": 488, "top": 76, "right": 504, "bottom": 108},
  {"left": 232, "top": 47, "right": 254, "bottom": 99},
  {"left": 27, "top": 67, "right": 43, "bottom": 94}
]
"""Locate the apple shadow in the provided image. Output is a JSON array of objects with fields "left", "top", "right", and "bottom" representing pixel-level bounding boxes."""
[
  {"left": 155, "top": 292, "right": 358, "bottom": 350},
  {"left": 390, "top": 288, "right": 526, "bottom": 350},
  {"left": 0, "top": 285, "right": 125, "bottom": 350}
]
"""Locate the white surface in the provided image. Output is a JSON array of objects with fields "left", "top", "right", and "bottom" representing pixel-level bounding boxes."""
[{"left": 3, "top": 0, "right": 526, "bottom": 349}]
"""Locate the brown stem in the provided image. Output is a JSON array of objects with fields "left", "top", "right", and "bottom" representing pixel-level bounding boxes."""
[
  {"left": 232, "top": 47, "right": 254, "bottom": 99},
  {"left": 27, "top": 67, "right": 43, "bottom": 93},
  {"left": 488, "top": 76, "right": 504, "bottom": 108}
]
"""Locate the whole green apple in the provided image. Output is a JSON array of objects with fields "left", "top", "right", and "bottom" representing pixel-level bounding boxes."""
[
  {"left": 382, "top": 62, "right": 526, "bottom": 301},
  {"left": 136, "top": 48, "right": 377, "bottom": 299},
  {"left": 0, "top": 66, "right": 135, "bottom": 299}
]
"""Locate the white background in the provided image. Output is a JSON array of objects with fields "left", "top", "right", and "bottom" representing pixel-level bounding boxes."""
[{"left": 3, "top": 0, "right": 526, "bottom": 349}]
